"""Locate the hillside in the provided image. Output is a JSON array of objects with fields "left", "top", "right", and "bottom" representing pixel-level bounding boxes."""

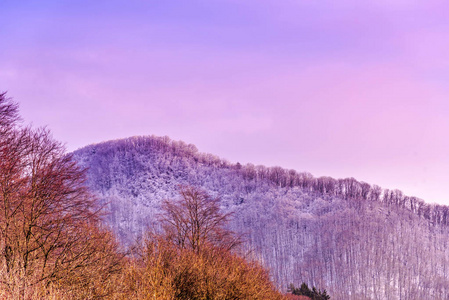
[{"left": 73, "top": 135, "right": 449, "bottom": 300}]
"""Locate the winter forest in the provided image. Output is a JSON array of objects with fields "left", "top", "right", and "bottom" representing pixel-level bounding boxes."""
[{"left": 73, "top": 135, "right": 449, "bottom": 300}]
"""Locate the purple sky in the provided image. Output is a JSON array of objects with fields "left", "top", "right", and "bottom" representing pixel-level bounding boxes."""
[{"left": 1, "top": 0, "right": 449, "bottom": 204}]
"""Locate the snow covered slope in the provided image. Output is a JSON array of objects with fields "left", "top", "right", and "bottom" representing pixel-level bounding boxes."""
[{"left": 73, "top": 135, "right": 449, "bottom": 300}]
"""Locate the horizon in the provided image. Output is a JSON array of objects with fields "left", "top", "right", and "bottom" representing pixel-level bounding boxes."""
[{"left": 1, "top": 0, "right": 449, "bottom": 205}]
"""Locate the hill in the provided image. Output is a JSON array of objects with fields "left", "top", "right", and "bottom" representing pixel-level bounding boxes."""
[{"left": 73, "top": 135, "right": 449, "bottom": 299}]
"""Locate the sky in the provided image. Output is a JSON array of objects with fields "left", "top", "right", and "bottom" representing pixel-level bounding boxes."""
[{"left": 1, "top": 0, "right": 449, "bottom": 205}]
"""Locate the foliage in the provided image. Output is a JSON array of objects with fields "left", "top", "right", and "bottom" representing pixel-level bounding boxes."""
[
  {"left": 288, "top": 283, "right": 330, "bottom": 300},
  {"left": 124, "top": 236, "right": 284, "bottom": 299}
]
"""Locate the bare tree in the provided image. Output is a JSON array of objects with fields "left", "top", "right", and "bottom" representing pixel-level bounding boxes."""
[
  {"left": 0, "top": 93, "right": 122, "bottom": 298},
  {"left": 0, "top": 92, "right": 20, "bottom": 132},
  {"left": 159, "top": 185, "right": 241, "bottom": 253},
  {"left": 131, "top": 185, "right": 282, "bottom": 299}
]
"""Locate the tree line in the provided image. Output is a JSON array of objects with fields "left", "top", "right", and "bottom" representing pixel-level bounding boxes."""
[{"left": 105, "top": 134, "right": 447, "bottom": 227}]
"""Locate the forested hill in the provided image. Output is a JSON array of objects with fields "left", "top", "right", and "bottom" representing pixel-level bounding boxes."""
[{"left": 73, "top": 135, "right": 449, "bottom": 300}]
